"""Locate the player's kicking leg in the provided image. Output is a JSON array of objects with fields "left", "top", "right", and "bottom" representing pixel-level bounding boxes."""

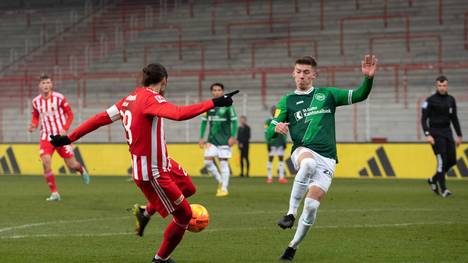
[
  {"left": 133, "top": 158, "right": 196, "bottom": 239},
  {"left": 277, "top": 149, "right": 316, "bottom": 229},
  {"left": 279, "top": 185, "right": 324, "bottom": 261},
  {"left": 279, "top": 149, "right": 334, "bottom": 261},
  {"left": 60, "top": 145, "right": 90, "bottom": 184}
]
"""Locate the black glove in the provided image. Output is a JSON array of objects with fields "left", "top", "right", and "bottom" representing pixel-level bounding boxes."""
[
  {"left": 212, "top": 90, "right": 239, "bottom": 107},
  {"left": 50, "top": 134, "right": 72, "bottom": 147}
]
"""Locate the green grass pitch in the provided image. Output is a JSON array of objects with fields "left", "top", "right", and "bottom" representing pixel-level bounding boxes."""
[{"left": 0, "top": 176, "right": 467, "bottom": 263}]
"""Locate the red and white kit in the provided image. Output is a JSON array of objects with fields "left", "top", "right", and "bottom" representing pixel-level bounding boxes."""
[
  {"left": 31, "top": 92, "right": 74, "bottom": 158},
  {"left": 68, "top": 87, "right": 214, "bottom": 217}
]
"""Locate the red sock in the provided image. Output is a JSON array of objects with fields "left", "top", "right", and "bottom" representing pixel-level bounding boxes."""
[
  {"left": 156, "top": 202, "right": 192, "bottom": 260},
  {"left": 44, "top": 172, "right": 57, "bottom": 193},
  {"left": 75, "top": 164, "right": 84, "bottom": 174},
  {"left": 146, "top": 202, "right": 157, "bottom": 216}
]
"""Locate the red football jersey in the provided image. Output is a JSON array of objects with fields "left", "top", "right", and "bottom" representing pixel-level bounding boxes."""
[
  {"left": 69, "top": 87, "right": 214, "bottom": 181},
  {"left": 31, "top": 92, "right": 73, "bottom": 141}
]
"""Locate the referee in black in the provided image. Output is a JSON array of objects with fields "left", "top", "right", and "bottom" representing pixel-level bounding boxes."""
[{"left": 421, "top": 76, "right": 462, "bottom": 197}]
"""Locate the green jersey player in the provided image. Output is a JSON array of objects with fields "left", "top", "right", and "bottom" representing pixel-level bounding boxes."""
[
  {"left": 267, "top": 55, "right": 378, "bottom": 261},
  {"left": 199, "top": 83, "right": 238, "bottom": 197},
  {"left": 265, "top": 105, "right": 288, "bottom": 184}
]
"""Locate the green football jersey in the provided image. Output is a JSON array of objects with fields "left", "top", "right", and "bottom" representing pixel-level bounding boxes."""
[
  {"left": 200, "top": 106, "right": 238, "bottom": 146},
  {"left": 266, "top": 77, "right": 373, "bottom": 160},
  {"left": 264, "top": 118, "right": 287, "bottom": 146}
]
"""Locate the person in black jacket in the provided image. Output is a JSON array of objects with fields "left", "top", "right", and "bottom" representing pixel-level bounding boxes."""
[
  {"left": 421, "top": 75, "right": 463, "bottom": 197},
  {"left": 237, "top": 115, "right": 251, "bottom": 177}
]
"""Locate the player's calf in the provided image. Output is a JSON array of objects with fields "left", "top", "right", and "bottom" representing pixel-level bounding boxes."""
[{"left": 154, "top": 201, "right": 192, "bottom": 262}]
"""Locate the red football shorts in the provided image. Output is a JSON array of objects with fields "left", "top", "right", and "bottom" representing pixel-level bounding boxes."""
[
  {"left": 39, "top": 139, "right": 75, "bottom": 158},
  {"left": 134, "top": 159, "right": 196, "bottom": 218}
]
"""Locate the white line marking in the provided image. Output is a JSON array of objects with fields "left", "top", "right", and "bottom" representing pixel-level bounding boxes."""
[
  {"left": 0, "top": 216, "right": 130, "bottom": 234},
  {"left": 0, "top": 208, "right": 457, "bottom": 234},
  {"left": 1, "top": 221, "right": 467, "bottom": 239}
]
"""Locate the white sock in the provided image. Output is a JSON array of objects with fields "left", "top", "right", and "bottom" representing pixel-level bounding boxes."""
[
  {"left": 205, "top": 160, "right": 221, "bottom": 184},
  {"left": 278, "top": 161, "right": 285, "bottom": 179},
  {"left": 289, "top": 197, "right": 320, "bottom": 249},
  {"left": 219, "top": 160, "right": 230, "bottom": 192},
  {"left": 287, "top": 158, "right": 317, "bottom": 216},
  {"left": 267, "top": 161, "right": 273, "bottom": 179}
]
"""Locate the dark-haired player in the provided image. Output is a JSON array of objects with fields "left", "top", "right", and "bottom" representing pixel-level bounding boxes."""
[
  {"left": 199, "top": 83, "right": 238, "bottom": 197},
  {"left": 422, "top": 75, "right": 462, "bottom": 197},
  {"left": 28, "top": 74, "right": 89, "bottom": 201},
  {"left": 50, "top": 63, "right": 238, "bottom": 263},
  {"left": 266, "top": 55, "right": 377, "bottom": 261}
]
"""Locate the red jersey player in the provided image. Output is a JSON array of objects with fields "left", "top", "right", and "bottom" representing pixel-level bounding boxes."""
[
  {"left": 28, "top": 75, "right": 89, "bottom": 201},
  {"left": 50, "top": 64, "right": 238, "bottom": 263}
]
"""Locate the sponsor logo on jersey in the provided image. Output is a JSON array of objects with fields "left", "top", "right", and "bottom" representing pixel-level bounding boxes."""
[
  {"left": 296, "top": 100, "right": 304, "bottom": 105},
  {"left": 315, "top": 93, "right": 326, "bottom": 101},
  {"left": 294, "top": 111, "right": 304, "bottom": 121}
]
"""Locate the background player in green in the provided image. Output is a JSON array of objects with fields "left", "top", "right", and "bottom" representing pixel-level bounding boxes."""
[
  {"left": 267, "top": 55, "right": 378, "bottom": 261},
  {"left": 199, "top": 83, "right": 238, "bottom": 197},
  {"left": 265, "top": 106, "right": 288, "bottom": 184}
]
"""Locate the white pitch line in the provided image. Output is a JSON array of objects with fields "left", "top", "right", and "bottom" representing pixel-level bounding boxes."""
[
  {"left": 223, "top": 207, "right": 459, "bottom": 215},
  {"left": 0, "top": 216, "right": 131, "bottom": 234},
  {"left": 0, "top": 207, "right": 457, "bottom": 234},
  {"left": 1, "top": 221, "right": 467, "bottom": 240}
]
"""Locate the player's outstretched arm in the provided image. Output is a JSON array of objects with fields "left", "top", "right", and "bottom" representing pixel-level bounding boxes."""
[
  {"left": 146, "top": 90, "right": 239, "bottom": 121},
  {"left": 50, "top": 111, "right": 113, "bottom": 147},
  {"left": 352, "top": 55, "right": 378, "bottom": 103},
  {"left": 330, "top": 55, "right": 378, "bottom": 107}
]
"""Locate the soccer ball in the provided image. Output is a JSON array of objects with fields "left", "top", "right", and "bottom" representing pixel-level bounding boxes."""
[{"left": 188, "top": 204, "right": 209, "bottom": 232}]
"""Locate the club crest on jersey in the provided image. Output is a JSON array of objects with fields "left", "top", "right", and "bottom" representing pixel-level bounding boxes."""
[
  {"left": 154, "top": 95, "right": 166, "bottom": 103},
  {"left": 315, "top": 93, "right": 326, "bottom": 101}
]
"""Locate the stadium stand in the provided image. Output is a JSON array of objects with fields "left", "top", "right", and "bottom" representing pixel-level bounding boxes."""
[{"left": 0, "top": 0, "right": 467, "bottom": 143}]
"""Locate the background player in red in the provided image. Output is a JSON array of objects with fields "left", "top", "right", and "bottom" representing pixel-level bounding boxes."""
[
  {"left": 50, "top": 63, "right": 238, "bottom": 263},
  {"left": 28, "top": 74, "right": 89, "bottom": 201}
]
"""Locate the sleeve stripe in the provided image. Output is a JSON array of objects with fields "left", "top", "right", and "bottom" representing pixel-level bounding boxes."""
[
  {"left": 106, "top": 105, "right": 120, "bottom": 121},
  {"left": 348, "top": 90, "right": 353, "bottom": 105},
  {"left": 271, "top": 120, "right": 279, "bottom": 126}
]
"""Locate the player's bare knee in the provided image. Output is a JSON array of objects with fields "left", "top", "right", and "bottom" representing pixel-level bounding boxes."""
[
  {"left": 307, "top": 186, "right": 325, "bottom": 202},
  {"left": 278, "top": 155, "right": 284, "bottom": 162}
]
